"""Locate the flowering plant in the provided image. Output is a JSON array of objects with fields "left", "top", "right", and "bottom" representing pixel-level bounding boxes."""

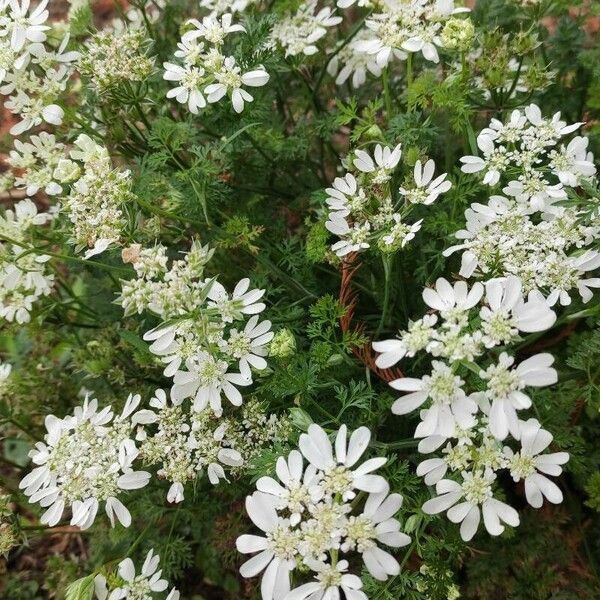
[{"left": 1, "top": 0, "right": 599, "bottom": 598}]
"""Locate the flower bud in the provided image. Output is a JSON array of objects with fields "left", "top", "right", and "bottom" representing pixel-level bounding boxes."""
[
  {"left": 269, "top": 328, "right": 296, "bottom": 358},
  {"left": 441, "top": 18, "right": 475, "bottom": 52}
]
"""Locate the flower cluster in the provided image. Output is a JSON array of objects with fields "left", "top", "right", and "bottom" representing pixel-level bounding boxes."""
[
  {"left": 237, "top": 424, "right": 411, "bottom": 600},
  {"left": 163, "top": 13, "right": 269, "bottom": 114},
  {"left": 420, "top": 417, "right": 568, "bottom": 541},
  {"left": 0, "top": 198, "right": 54, "bottom": 323},
  {"left": 94, "top": 548, "right": 179, "bottom": 600},
  {"left": 62, "top": 134, "right": 135, "bottom": 258},
  {"left": 0, "top": 0, "right": 79, "bottom": 135},
  {"left": 325, "top": 144, "right": 451, "bottom": 256},
  {"left": 269, "top": 0, "right": 342, "bottom": 58},
  {"left": 327, "top": 31, "right": 382, "bottom": 89},
  {"left": 373, "top": 276, "right": 568, "bottom": 539},
  {"left": 119, "top": 240, "right": 272, "bottom": 415},
  {"left": 352, "top": 0, "right": 470, "bottom": 68},
  {"left": 460, "top": 104, "right": 596, "bottom": 211},
  {"left": 78, "top": 28, "right": 154, "bottom": 92},
  {"left": 444, "top": 195, "right": 600, "bottom": 306},
  {"left": 199, "top": 0, "right": 258, "bottom": 16},
  {"left": 137, "top": 390, "right": 291, "bottom": 503},
  {"left": 7, "top": 131, "right": 68, "bottom": 196},
  {"left": 19, "top": 395, "right": 150, "bottom": 530}
]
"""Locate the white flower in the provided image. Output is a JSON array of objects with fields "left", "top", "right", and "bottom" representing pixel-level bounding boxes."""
[
  {"left": 200, "top": 0, "right": 256, "bottom": 16},
  {"left": 256, "top": 450, "right": 319, "bottom": 526},
  {"left": 504, "top": 419, "right": 569, "bottom": 508},
  {"left": 0, "top": 37, "right": 28, "bottom": 82},
  {"left": 459, "top": 135, "right": 508, "bottom": 186},
  {"left": 503, "top": 172, "right": 566, "bottom": 212},
  {"left": 163, "top": 62, "right": 207, "bottom": 114},
  {"left": 237, "top": 425, "right": 410, "bottom": 596},
  {"left": 94, "top": 549, "right": 179, "bottom": 600},
  {"left": 299, "top": 424, "right": 388, "bottom": 500},
  {"left": 6, "top": 90, "right": 65, "bottom": 135},
  {"left": 0, "top": 361, "right": 11, "bottom": 381},
  {"left": 84, "top": 238, "right": 113, "bottom": 259},
  {"left": 380, "top": 215, "right": 422, "bottom": 249},
  {"left": 459, "top": 105, "right": 594, "bottom": 212},
  {"left": 443, "top": 195, "right": 518, "bottom": 278},
  {"left": 548, "top": 250, "right": 600, "bottom": 306},
  {"left": 205, "top": 56, "right": 269, "bottom": 113},
  {"left": 171, "top": 353, "right": 251, "bottom": 415},
  {"left": 549, "top": 136, "right": 596, "bottom": 186},
  {"left": 284, "top": 560, "right": 366, "bottom": 600},
  {"left": 62, "top": 145, "right": 131, "bottom": 254},
  {"left": 422, "top": 278, "right": 483, "bottom": 319},
  {"left": 350, "top": 487, "right": 411, "bottom": 580},
  {"left": 422, "top": 469, "right": 519, "bottom": 541},
  {"left": 0, "top": 198, "right": 54, "bottom": 323},
  {"left": 137, "top": 391, "right": 285, "bottom": 500},
  {"left": 270, "top": 1, "right": 342, "bottom": 57},
  {"left": 480, "top": 109, "right": 527, "bottom": 143},
  {"left": 29, "top": 33, "right": 80, "bottom": 68},
  {"left": 2, "top": 0, "right": 49, "bottom": 52},
  {"left": 480, "top": 353, "right": 557, "bottom": 441},
  {"left": 329, "top": 219, "right": 371, "bottom": 257},
  {"left": 19, "top": 395, "right": 150, "bottom": 530},
  {"left": 183, "top": 13, "right": 245, "bottom": 45},
  {"left": 480, "top": 276, "right": 556, "bottom": 346},
  {"left": 70, "top": 133, "right": 109, "bottom": 164},
  {"left": 373, "top": 314, "right": 438, "bottom": 368},
  {"left": 327, "top": 33, "right": 382, "bottom": 88},
  {"left": 353, "top": 144, "right": 402, "bottom": 182},
  {"left": 399, "top": 159, "right": 451, "bottom": 205},
  {"left": 389, "top": 361, "right": 477, "bottom": 439},
  {"left": 237, "top": 492, "right": 296, "bottom": 600},
  {"left": 224, "top": 314, "right": 274, "bottom": 378},
  {"left": 208, "top": 278, "right": 266, "bottom": 322},
  {"left": 443, "top": 195, "right": 600, "bottom": 304},
  {"left": 354, "top": 2, "right": 470, "bottom": 69},
  {"left": 164, "top": 13, "right": 267, "bottom": 115},
  {"left": 402, "top": 31, "right": 443, "bottom": 64},
  {"left": 167, "top": 482, "right": 185, "bottom": 504},
  {"left": 325, "top": 173, "right": 362, "bottom": 217},
  {"left": 524, "top": 103, "right": 582, "bottom": 141}
]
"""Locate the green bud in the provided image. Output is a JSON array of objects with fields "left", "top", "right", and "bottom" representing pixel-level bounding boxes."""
[
  {"left": 327, "top": 353, "right": 343, "bottom": 366},
  {"left": 404, "top": 513, "right": 422, "bottom": 534},
  {"left": 0, "top": 523, "right": 17, "bottom": 556},
  {"left": 403, "top": 146, "right": 421, "bottom": 167},
  {"left": 511, "top": 32, "right": 538, "bottom": 55},
  {"left": 269, "top": 328, "right": 296, "bottom": 358},
  {"left": 441, "top": 18, "right": 475, "bottom": 52},
  {"left": 364, "top": 124, "right": 384, "bottom": 141},
  {"left": 289, "top": 407, "right": 313, "bottom": 431}
]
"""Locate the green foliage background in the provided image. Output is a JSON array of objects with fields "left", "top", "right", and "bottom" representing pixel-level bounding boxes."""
[{"left": 1, "top": 0, "right": 600, "bottom": 598}]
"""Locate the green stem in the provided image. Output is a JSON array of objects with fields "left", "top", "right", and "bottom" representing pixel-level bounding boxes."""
[
  {"left": 383, "top": 67, "right": 393, "bottom": 118},
  {"left": 189, "top": 178, "right": 211, "bottom": 225},
  {"left": 376, "top": 254, "right": 393, "bottom": 337},
  {"left": 0, "top": 234, "right": 131, "bottom": 274},
  {"left": 406, "top": 53, "right": 414, "bottom": 112},
  {"left": 0, "top": 455, "right": 23, "bottom": 469},
  {"left": 371, "top": 438, "right": 419, "bottom": 450},
  {"left": 1, "top": 416, "right": 39, "bottom": 440}
]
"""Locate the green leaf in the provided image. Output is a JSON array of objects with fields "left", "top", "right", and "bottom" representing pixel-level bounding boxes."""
[
  {"left": 118, "top": 330, "right": 152, "bottom": 355},
  {"left": 65, "top": 575, "right": 96, "bottom": 600},
  {"left": 219, "top": 122, "right": 261, "bottom": 151}
]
